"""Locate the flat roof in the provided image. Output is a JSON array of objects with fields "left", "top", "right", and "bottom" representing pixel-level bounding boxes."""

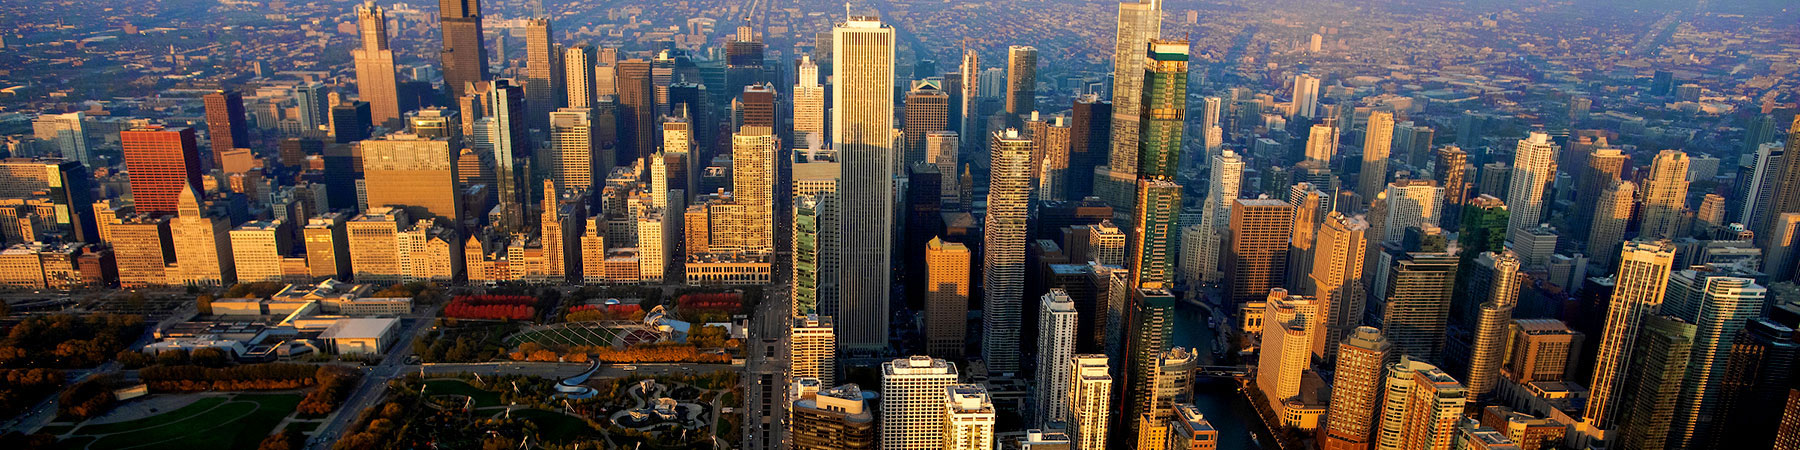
[{"left": 318, "top": 318, "right": 399, "bottom": 340}]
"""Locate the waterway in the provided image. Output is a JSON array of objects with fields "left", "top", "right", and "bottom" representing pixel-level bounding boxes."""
[{"left": 1172, "top": 300, "right": 1268, "bottom": 450}]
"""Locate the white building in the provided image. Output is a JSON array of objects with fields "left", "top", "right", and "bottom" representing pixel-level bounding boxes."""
[
  {"left": 881, "top": 356, "right": 958, "bottom": 450},
  {"left": 1036, "top": 290, "right": 1078, "bottom": 425},
  {"left": 942, "top": 384, "right": 996, "bottom": 450}
]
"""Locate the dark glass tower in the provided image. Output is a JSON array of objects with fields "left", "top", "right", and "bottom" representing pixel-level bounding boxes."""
[{"left": 439, "top": 0, "right": 489, "bottom": 100}]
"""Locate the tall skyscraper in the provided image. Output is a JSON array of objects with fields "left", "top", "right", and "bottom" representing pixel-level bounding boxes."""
[
  {"left": 1194, "top": 150, "right": 1243, "bottom": 283},
  {"left": 881, "top": 356, "right": 958, "bottom": 450},
  {"left": 904, "top": 82, "right": 950, "bottom": 167},
  {"left": 1005, "top": 45, "right": 1039, "bottom": 119},
  {"left": 1615, "top": 315, "right": 1696, "bottom": 450},
  {"left": 523, "top": 18, "right": 565, "bottom": 133},
  {"left": 1292, "top": 73, "right": 1321, "bottom": 118},
  {"left": 984, "top": 129, "right": 1031, "bottom": 372},
  {"left": 1466, "top": 251, "right": 1523, "bottom": 402},
  {"left": 1574, "top": 147, "right": 1627, "bottom": 237},
  {"left": 170, "top": 185, "right": 235, "bottom": 286},
  {"left": 1305, "top": 124, "right": 1338, "bottom": 168},
  {"left": 1323, "top": 327, "right": 1393, "bottom": 450},
  {"left": 1586, "top": 180, "right": 1635, "bottom": 267},
  {"left": 1068, "top": 95, "right": 1111, "bottom": 200},
  {"left": 359, "top": 133, "right": 462, "bottom": 223},
  {"left": 203, "top": 89, "right": 250, "bottom": 166},
  {"left": 1138, "top": 40, "right": 1188, "bottom": 179},
  {"left": 1664, "top": 269, "right": 1765, "bottom": 447},
  {"left": 791, "top": 315, "right": 837, "bottom": 387},
  {"left": 794, "top": 55, "right": 825, "bottom": 146},
  {"left": 1374, "top": 357, "right": 1465, "bottom": 450},
  {"left": 1137, "top": 348, "right": 1197, "bottom": 449},
  {"left": 925, "top": 237, "right": 970, "bottom": 358},
  {"left": 832, "top": 15, "right": 896, "bottom": 351},
  {"left": 1377, "top": 247, "right": 1459, "bottom": 364},
  {"left": 1121, "top": 286, "right": 1177, "bottom": 441},
  {"left": 1378, "top": 180, "right": 1442, "bottom": 244},
  {"left": 1104, "top": 0, "right": 1164, "bottom": 184},
  {"left": 1037, "top": 290, "right": 1079, "bottom": 425},
  {"left": 1762, "top": 117, "right": 1800, "bottom": 246},
  {"left": 943, "top": 385, "right": 997, "bottom": 450},
  {"left": 732, "top": 126, "right": 776, "bottom": 251},
  {"left": 121, "top": 126, "right": 204, "bottom": 215},
  {"left": 1310, "top": 212, "right": 1368, "bottom": 360},
  {"left": 1639, "top": 150, "right": 1691, "bottom": 239},
  {"left": 1227, "top": 199, "right": 1294, "bottom": 303},
  {"left": 1067, "top": 355, "right": 1112, "bottom": 450},
  {"left": 1358, "top": 111, "right": 1395, "bottom": 203},
  {"left": 1505, "top": 132, "right": 1558, "bottom": 248},
  {"left": 549, "top": 108, "right": 594, "bottom": 192},
  {"left": 1431, "top": 146, "right": 1468, "bottom": 230},
  {"left": 791, "top": 383, "right": 876, "bottom": 450},
  {"left": 1715, "top": 319, "right": 1800, "bottom": 449},
  {"left": 957, "top": 47, "right": 980, "bottom": 141},
  {"left": 438, "top": 0, "right": 488, "bottom": 100},
  {"left": 564, "top": 45, "right": 594, "bottom": 110},
  {"left": 33, "top": 112, "right": 90, "bottom": 166},
  {"left": 352, "top": 1, "right": 400, "bottom": 128},
  {"left": 1584, "top": 239, "right": 1677, "bottom": 429},
  {"left": 1130, "top": 179, "right": 1183, "bottom": 288},
  {"left": 616, "top": 59, "right": 656, "bottom": 163},
  {"left": 1256, "top": 289, "right": 1318, "bottom": 416}
]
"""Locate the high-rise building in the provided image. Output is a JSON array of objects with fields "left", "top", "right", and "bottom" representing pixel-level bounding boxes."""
[
  {"left": 1358, "top": 111, "right": 1395, "bottom": 204},
  {"left": 732, "top": 126, "right": 777, "bottom": 252},
  {"left": 1292, "top": 73, "right": 1321, "bottom": 118},
  {"left": 880, "top": 356, "right": 958, "bottom": 450},
  {"left": 1257, "top": 289, "right": 1318, "bottom": 417},
  {"left": 1504, "top": 319, "right": 1583, "bottom": 384},
  {"left": 1379, "top": 180, "right": 1442, "bottom": 244},
  {"left": 794, "top": 55, "right": 825, "bottom": 146},
  {"left": 304, "top": 213, "right": 351, "bottom": 281},
  {"left": 984, "top": 129, "right": 1032, "bottom": 372},
  {"left": 1036, "top": 117, "right": 1073, "bottom": 200},
  {"left": 358, "top": 133, "right": 462, "bottom": 223},
  {"left": 1037, "top": 290, "right": 1079, "bottom": 425},
  {"left": 1006, "top": 46, "right": 1038, "bottom": 118},
  {"left": 791, "top": 315, "right": 837, "bottom": 387},
  {"left": 1584, "top": 239, "right": 1677, "bottom": 429},
  {"left": 1431, "top": 146, "right": 1468, "bottom": 230},
  {"left": 522, "top": 18, "right": 565, "bottom": 134},
  {"left": 549, "top": 108, "right": 595, "bottom": 192},
  {"left": 1104, "top": 0, "right": 1163, "bottom": 181},
  {"left": 564, "top": 45, "right": 594, "bottom": 110},
  {"left": 1138, "top": 40, "right": 1188, "bottom": 179},
  {"left": 1664, "top": 269, "right": 1765, "bottom": 447},
  {"left": 957, "top": 48, "right": 980, "bottom": 143},
  {"left": 1614, "top": 315, "right": 1696, "bottom": 450},
  {"left": 1639, "top": 150, "right": 1691, "bottom": 239},
  {"left": 1121, "top": 286, "right": 1177, "bottom": 441},
  {"left": 1466, "top": 251, "right": 1523, "bottom": 402},
  {"left": 791, "top": 383, "right": 876, "bottom": 450},
  {"left": 229, "top": 220, "right": 289, "bottom": 284},
  {"left": 1310, "top": 212, "right": 1369, "bottom": 360},
  {"left": 1130, "top": 179, "right": 1182, "bottom": 288},
  {"left": 32, "top": 112, "right": 91, "bottom": 166},
  {"left": 1323, "top": 327, "right": 1392, "bottom": 450},
  {"left": 925, "top": 237, "right": 971, "bottom": 358},
  {"left": 169, "top": 186, "right": 234, "bottom": 286},
  {"left": 112, "top": 216, "right": 172, "bottom": 287},
  {"left": 1375, "top": 357, "right": 1466, "bottom": 450},
  {"left": 794, "top": 195, "right": 826, "bottom": 315},
  {"left": 1761, "top": 117, "right": 1800, "bottom": 242},
  {"left": 1067, "top": 355, "right": 1112, "bottom": 450},
  {"left": 1377, "top": 247, "right": 1459, "bottom": 364},
  {"left": 121, "top": 126, "right": 204, "bottom": 215},
  {"left": 1227, "top": 199, "right": 1294, "bottom": 303},
  {"left": 1194, "top": 150, "right": 1244, "bottom": 283},
  {"left": 1743, "top": 143, "right": 1784, "bottom": 229},
  {"left": 1505, "top": 132, "right": 1558, "bottom": 248},
  {"left": 833, "top": 16, "right": 896, "bottom": 351},
  {"left": 1574, "top": 147, "right": 1627, "bottom": 237},
  {"left": 0, "top": 158, "right": 99, "bottom": 243},
  {"left": 1168, "top": 403, "right": 1219, "bottom": 450},
  {"left": 438, "top": 0, "right": 488, "bottom": 100},
  {"left": 346, "top": 207, "right": 407, "bottom": 283},
  {"left": 616, "top": 59, "right": 656, "bottom": 163},
  {"left": 1068, "top": 95, "right": 1111, "bottom": 200},
  {"left": 1715, "top": 319, "right": 1800, "bottom": 449},
  {"left": 203, "top": 90, "right": 250, "bottom": 166},
  {"left": 903, "top": 82, "right": 949, "bottom": 167},
  {"left": 794, "top": 160, "right": 841, "bottom": 318},
  {"left": 352, "top": 2, "right": 400, "bottom": 128},
  {"left": 1305, "top": 124, "right": 1338, "bottom": 168},
  {"left": 943, "top": 384, "right": 996, "bottom": 450},
  {"left": 1137, "top": 347, "right": 1198, "bottom": 449},
  {"left": 1587, "top": 181, "right": 1636, "bottom": 268}
]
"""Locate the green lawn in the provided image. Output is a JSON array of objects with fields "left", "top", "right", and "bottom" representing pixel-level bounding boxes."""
[
  {"left": 68, "top": 394, "right": 299, "bottom": 450},
  {"left": 424, "top": 379, "right": 503, "bottom": 408},
  {"left": 284, "top": 420, "right": 322, "bottom": 434},
  {"left": 511, "top": 409, "right": 596, "bottom": 443}
]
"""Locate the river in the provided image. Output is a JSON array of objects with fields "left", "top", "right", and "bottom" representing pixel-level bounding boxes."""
[{"left": 1172, "top": 300, "right": 1267, "bottom": 450}]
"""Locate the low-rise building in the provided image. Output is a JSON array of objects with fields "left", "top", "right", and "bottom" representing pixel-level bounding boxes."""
[{"left": 317, "top": 317, "right": 400, "bottom": 355}]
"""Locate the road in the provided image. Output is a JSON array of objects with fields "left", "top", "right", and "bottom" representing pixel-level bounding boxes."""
[{"left": 305, "top": 306, "right": 439, "bottom": 449}]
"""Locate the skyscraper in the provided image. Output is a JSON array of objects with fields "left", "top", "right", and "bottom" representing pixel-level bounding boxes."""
[
  {"left": 794, "top": 55, "right": 825, "bottom": 146},
  {"left": 1639, "top": 150, "right": 1691, "bottom": 239},
  {"left": 1664, "top": 269, "right": 1765, "bottom": 447},
  {"left": 170, "top": 185, "right": 235, "bottom": 286},
  {"left": 1310, "top": 212, "right": 1368, "bottom": 360},
  {"left": 1037, "top": 290, "right": 1078, "bottom": 425},
  {"left": 523, "top": 18, "right": 565, "bottom": 133},
  {"left": 1466, "top": 251, "right": 1523, "bottom": 402},
  {"left": 1305, "top": 124, "right": 1338, "bottom": 168},
  {"left": 1122, "top": 287, "right": 1177, "bottom": 441},
  {"left": 359, "top": 133, "right": 462, "bottom": 223},
  {"left": 549, "top": 108, "right": 594, "bottom": 192},
  {"left": 1323, "top": 327, "right": 1392, "bottom": 450},
  {"left": 732, "top": 126, "right": 776, "bottom": 252},
  {"left": 352, "top": 1, "right": 400, "bottom": 128},
  {"left": 1378, "top": 180, "right": 1442, "bottom": 244},
  {"left": 1374, "top": 357, "right": 1465, "bottom": 450},
  {"left": 1431, "top": 146, "right": 1468, "bottom": 230},
  {"left": 1130, "top": 179, "right": 1183, "bottom": 288},
  {"left": 1505, "top": 132, "right": 1557, "bottom": 248},
  {"left": 1574, "top": 147, "right": 1626, "bottom": 237},
  {"left": 438, "top": 0, "right": 488, "bottom": 100},
  {"left": 1138, "top": 40, "right": 1188, "bottom": 179},
  {"left": 1104, "top": 0, "right": 1163, "bottom": 186},
  {"left": 120, "top": 126, "right": 204, "bottom": 215},
  {"left": 1762, "top": 117, "right": 1800, "bottom": 245},
  {"left": 616, "top": 59, "right": 656, "bottom": 163},
  {"left": 904, "top": 82, "right": 950, "bottom": 167},
  {"left": 1358, "top": 111, "right": 1395, "bottom": 204},
  {"left": 1168, "top": 404, "right": 1219, "bottom": 450},
  {"left": 1586, "top": 180, "right": 1635, "bottom": 267},
  {"left": 881, "top": 356, "right": 958, "bottom": 450},
  {"left": 1715, "top": 319, "right": 1800, "bottom": 449},
  {"left": 957, "top": 47, "right": 980, "bottom": 141},
  {"left": 791, "top": 383, "right": 876, "bottom": 450},
  {"left": 833, "top": 15, "right": 896, "bottom": 351},
  {"left": 1377, "top": 247, "right": 1459, "bottom": 364},
  {"left": 1256, "top": 289, "right": 1318, "bottom": 416},
  {"left": 33, "top": 112, "right": 90, "bottom": 166},
  {"left": 791, "top": 315, "right": 837, "bottom": 387},
  {"left": 1227, "top": 199, "right": 1294, "bottom": 303},
  {"left": 203, "top": 89, "right": 250, "bottom": 166},
  {"left": 925, "top": 237, "right": 970, "bottom": 358},
  {"left": 1194, "top": 150, "right": 1244, "bottom": 283},
  {"left": 1292, "top": 73, "right": 1321, "bottom": 118},
  {"left": 943, "top": 385, "right": 997, "bottom": 450},
  {"left": 1006, "top": 45, "right": 1039, "bottom": 119},
  {"left": 564, "top": 45, "right": 594, "bottom": 110},
  {"left": 1615, "top": 315, "right": 1696, "bottom": 450},
  {"left": 1068, "top": 95, "right": 1111, "bottom": 200},
  {"left": 1067, "top": 355, "right": 1112, "bottom": 450},
  {"left": 1584, "top": 239, "right": 1677, "bottom": 429},
  {"left": 984, "top": 129, "right": 1031, "bottom": 372}
]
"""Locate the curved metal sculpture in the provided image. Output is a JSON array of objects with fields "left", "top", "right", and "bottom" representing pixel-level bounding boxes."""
[{"left": 554, "top": 358, "right": 601, "bottom": 399}]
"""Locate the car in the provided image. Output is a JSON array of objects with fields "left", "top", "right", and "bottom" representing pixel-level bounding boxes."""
[{"left": 620, "top": 365, "right": 637, "bottom": 371}]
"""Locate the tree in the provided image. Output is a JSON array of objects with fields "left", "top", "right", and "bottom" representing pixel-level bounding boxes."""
[
  {"left": 189, "top": 348, "right": 230, "bottom": 367},
  {"left": 258, "top": 430, "right": 304, "bottom": 450}
]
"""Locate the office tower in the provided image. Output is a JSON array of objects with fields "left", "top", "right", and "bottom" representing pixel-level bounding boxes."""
[
  {"left": 1379, "top": 180, "right": 1442, "bottom": 244},
  {"left": 1375, "top": 357, "right": 1465, "bottom": 450},
  {"left": 346, "top": 208, "right": 406, "bottom": 283},
  {"left": 1476, "top": 162, "right": 1510, "bottom": 201},
  {"left": 794, "top": 195, "right": 826, "bottom": 314},
  {"left": 1106, "top": 0, "right": 1163, "bottom": 178},
  {"left": 925, "top": 237, "right": 971, "bottom": 358},
  {"left": 564, "top": 45, "right": 594, "bottom": 109},
  {"left": 523, "top": 18, "right": 564, "bottom": 133},
  {"left": 1583, "top": 239, "right": 1677, "bottom": 428},
  {"left": 351, "top": 2, "right": 400, "bottom": 128},
  {"left": 1138, "top": 40, "right": 1188, "bottom": 179},
  {"left": 304, "top": 214, "right": 350, "bottom": 281},
  {"left": 1067, "top": 355, "right": 1112, "bottom": 450},
  {"left": 548, "top": 108, "right": 595, "bottom": 191},
  {"left": 0, "top": 158, "right": 99, "bottom": 243},
  {"left": 832, "top": 16, "right": 896, "bottom": 351},
  {"left": 1168, "top": 404, "right": 1219, "bottom": 450},
  {"left": 408, "top": 108, "right": 460, "bottom": 138},
  {"left": 983, "top": 129, "right": 1031, "bottom": 372},
  {"left": 881, "top": 356, "right": 958, "bottom": 450},
  {"left": 957, "top": 47, "right": 979, "bottom": 139},
  {"left": 1193, "top": 150, "right": 1244, "bottom": 283},
  {"left": 1466, "top": 251, "right": 1523, "bottom": 402},
  {"left": 169, "top": 186, "right": 234, "bottom": 286},
  {"left": 438, "top": 0, "right": 487, "bottom": 99},
  {"left": 331, "top": 100, "right": 373, "bottom": 144},
  {"left": 1081, "top": 220, "right": 1126, "bottom": 267},
  {"left": 1695, "top": 193, "right": 1726, "bottom": 231},
  {"left": 1744, "top": 144, "right": 1785, "bottom": 229},
  {"left": 1130, "top": 179, "right": 1182, "bottom": 288},
  {"left": 294, "top": 82, "right": 331, "bottom": 132},
  {"left": 121, "top": 126, "right": 204, "bottom": 215},
  {"left": 1257, "top": 289, "right": 1318, "bottom": 415},
  {"left": 738, "top": 83, "right": 778, "bottom": 132},
  {"left": 1715, "top": 319, "right": 1800, "bottom": 449},
  {"left": 113, "top": 217, "right": 172, "bottom": 287},
  {"left": 904, "top": 82, "right": 949, "bottom": 167},
  {"left": 942, "top": 385, "right": 996, "bottom": 450},
  {"left": 791, "top": 383, "right": 876, "bottom": 450},
  {"left": 1037, "top": 117, "right": 1073, "bottom": 200},
  {"left": 1575, "top": 147, "right": 1627, "bottom": 236},
  {"left": 203, "top": 90, "right": 250, "bottom": 165},
  {"left": 1311, "top": 212, "right": 1368, "bottom": 360},
  {"left": 1036, "top": 290, "right": 1079, "bottom": 425},
  {"left": 1505, "top": 132, "right": 1558, "bottom": 247},
  {"left": 1587, "top": 181, "right": 1635, "bottom": 267},
  {"left": 1324, "top": 327, "right": 1392, "bottom": 450},
  {"left": 33, "top": 112, "right": 91, "bottom": 166},
  {"left": 794, "top": 160, "right": 841, "bottom": 316},
  {"left": 794, "top": 55, "right": 825, "bottom": 145},
  {"left": 1292, "top": 73, "right": 1321, "bottom": 118},
  {"left": 359, "top": 133, "right": 461, "bottom": 223},
  {"left": 1068, "top": 96, "right": 1111, "bottom": 200},
  {"left": 228, "top": 220, "right": 287, "bottom": 284},
  {"left": 1664, "top": 269, "right": 1765, "bottom": 447},
  {"left": 1006, "top": 46, "right": 1038, "bottom": 118},
  {"left": 1019, "top": 429, "right": 1071, "bottom": 450},
  {"left": 1121, "top": 287, "right": 1177, "bottom": 440},
  {"left": 1503, "top": 319, "right": 1583, "bottom": 383},
  {"left": 732, "top": 126, "right": 776, "bottom": 251},
  {"left": 1431, "top": 147, "right": 1468, "bottom": 229},
  {"left": 1227, "top": 199, "right": 1294, "bottom": 303},
  {"left": 1357, "top": 110, "right": 1395, "bottom": 203},
  {"left": 1615, "top": 315, "right": 1696, "bottom": 450},
  {"left": 615, "top": 59, "right": 655, "bottom": 163},
  {"left": 1305, "top": 124, "right": 1338, "bottom": 167},
  {"left": 791, "top": 315, "right": 837, "bottom": 387},
  {"left": 1137, "top": 348, "right": 1198, "bottom": 449},
  {"left": 1760, "top": 119, "right": 1800, "bottom": 243},
  {"left": 1378, "top": 248, "right": 1458, "bottom": 364},
  {"left": 1639, "top": 150, "right": 1690, "bottom": 238}
]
